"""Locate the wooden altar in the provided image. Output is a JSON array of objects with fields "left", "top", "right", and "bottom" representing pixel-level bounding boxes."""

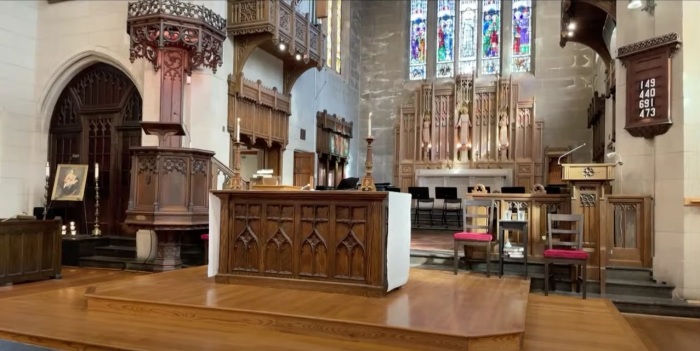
[
  {"left": 395, "top": 75, "right": 543, "bottom": 191},
  {"left": 316, "top": 110, "right": 352, "bottom": 187},
  {"left": 209, "top": 190, "right": 411, "bottom": 297}
]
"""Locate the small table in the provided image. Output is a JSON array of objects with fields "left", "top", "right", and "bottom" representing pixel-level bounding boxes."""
[
  {"left": 61, "top": 235, "right": 110, "bottom": 266},
  {"left": 498, "top": 220, "right": 529, "bottom": 278}
]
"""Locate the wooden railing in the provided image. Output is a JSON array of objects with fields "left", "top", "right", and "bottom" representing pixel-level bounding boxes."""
[
  {"left": 211, "top": 157, "right": 248, "bottom": 191},
  {"left": 605, "top": 195, "right": 653, "bottom": 268}
]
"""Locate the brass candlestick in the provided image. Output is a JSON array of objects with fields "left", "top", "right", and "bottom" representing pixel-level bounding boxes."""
[
  {"left": 92, "top": 178, "right": 102, "bottom": 236},
  {"left": 225, "top": 141, "right": 245, "bottom": 190},
  {"left": 42, "top": 175, "right": 49, "bottom": 220},
  {"left": 360, "top": 136, "right": 376, "bottom": 191}
]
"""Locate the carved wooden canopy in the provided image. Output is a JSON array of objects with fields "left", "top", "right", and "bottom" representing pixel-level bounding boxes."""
[
  {"left": 227, "top": 0, "right": 325, "bottom": 94},
  {"left": 126, "top": 0, "right": 227, "bottom": 74},
  {"left": 560, "top": 0, "right": 616, "bottom": 67}
]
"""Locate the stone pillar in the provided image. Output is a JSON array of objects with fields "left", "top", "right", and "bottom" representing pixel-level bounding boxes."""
[{"left": 615, "top": 1, "right": 700, "bottom": 300}]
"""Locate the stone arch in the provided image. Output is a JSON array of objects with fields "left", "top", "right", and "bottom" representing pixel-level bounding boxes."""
[{"left": 38, "top": 50, "right": 143, "bottom": 134}]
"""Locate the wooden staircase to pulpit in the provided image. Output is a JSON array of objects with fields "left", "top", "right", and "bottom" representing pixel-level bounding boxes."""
[{"left": 561, "top": 163, "right": 616, "bottom": 295}]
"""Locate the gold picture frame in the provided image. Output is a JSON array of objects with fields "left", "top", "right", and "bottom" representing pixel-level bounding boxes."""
[{"left": 51, "top": 164, "right": 89, "bottom": 202}]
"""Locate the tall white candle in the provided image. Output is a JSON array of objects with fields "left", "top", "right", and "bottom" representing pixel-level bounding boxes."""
[
  {"left": 368, "top": 112, "right": 372, "bottom": 137},
  {"left": 45, "top": 162, "right": 49, "bottom": 178},
  {"left": 95, "top": 163, "right": 99, "bottom": 180},
  {"left": 236, "top": 117, "right": 241, "bottom": 142}
]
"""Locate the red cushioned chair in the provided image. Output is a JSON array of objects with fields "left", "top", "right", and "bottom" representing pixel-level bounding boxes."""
[
  {"left": 544, "top": 214, "right": 588, "bottom": 299},
  {"left": 453, "top": 199, "right": 496, "bottom": 277}
]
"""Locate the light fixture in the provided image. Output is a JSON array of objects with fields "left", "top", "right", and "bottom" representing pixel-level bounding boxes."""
[
  {"left": 628, "top": 0, "right": 656, "bottom": 15},
  {"left": 295, "top": 53, "right": 302, "bottom": 61},
  {"left": 567, "top": 31, "right": 574, "bottom": 37},
  {"left": 567, "top": 22, "right": 576, "bottom": 31},
  {"left": 606, "top": 152, "right": 624, "bottom": 165},
  {"left": 279, "top": 43, "right": 286, "bottom": 51},
  {"left": 627, "top": 0, "right": 642, "bottom": 9}
]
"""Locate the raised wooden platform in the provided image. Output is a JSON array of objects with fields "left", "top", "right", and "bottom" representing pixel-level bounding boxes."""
[{"left": 85, "top": 266, "right": 530, "bottom": 351}]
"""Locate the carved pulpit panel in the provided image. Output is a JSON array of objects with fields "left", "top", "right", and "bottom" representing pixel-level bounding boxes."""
[{"left": 618, "top": 33, "right": 681, "bottom": 139}]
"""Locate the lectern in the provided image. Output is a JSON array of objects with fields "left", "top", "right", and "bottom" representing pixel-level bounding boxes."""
[
  {"left": 125, "top": 122, "right": 214, "bottom": 271},
  {"left": 561, "top": 163, "right": 616, "bottom": 295}
]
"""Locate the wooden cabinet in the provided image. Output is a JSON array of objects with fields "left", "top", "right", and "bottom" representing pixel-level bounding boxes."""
[{"left": 0, "top": 219, "right": 62, "bottom": 285}]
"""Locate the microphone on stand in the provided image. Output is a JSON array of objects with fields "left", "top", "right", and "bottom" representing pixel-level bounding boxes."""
[{"left": 558, "top": 143, "right": 586, "bottom": 165}]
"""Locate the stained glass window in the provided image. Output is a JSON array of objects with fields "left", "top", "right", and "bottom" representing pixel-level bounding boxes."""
[
  {"left": 458, "top": 0, "right": 478, "bottom": 74},
  {"left": 409, "top": 0, "right": 428, "bottom": 80},
  {"left": 481, "top": 0, "right": 501, "bottom": 75},
  {"left": 435, "top": 0, "right": 456, "bottom": 78},
  {"left": 326, "top": 0, "right": 333, "bottom": 68},
  {"left": 335, "top": 0, "right": 342, "bottom": 73},
  {"left": 511, "top": 0, "right": 532, "bottom": 73}
]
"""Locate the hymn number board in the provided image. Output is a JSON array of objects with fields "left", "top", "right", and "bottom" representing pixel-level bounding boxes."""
[
  {"left": 618, "top": 33, "right": 680, "bottom": 139},
  {"left": 637, "top": 78, "right": 658, "bottom": 119}
]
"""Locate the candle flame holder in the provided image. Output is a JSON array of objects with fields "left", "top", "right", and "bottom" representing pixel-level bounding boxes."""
[
  {"left": 225, "top": 140, "right": 245, "bottom": 190},
  {"left": 359, "top": 136, "right": 376, "bottom": 191},
  {"left": 92, "top": 177, "right": 102, "bottom": 236}
]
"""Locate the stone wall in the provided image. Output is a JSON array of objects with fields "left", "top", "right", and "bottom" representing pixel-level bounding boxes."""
[
  {"left": 0, "top": 1, "right": 39, "bottom": 217},
  {"left": 359, "top": 0, "right": 596, "bottom": 183}
]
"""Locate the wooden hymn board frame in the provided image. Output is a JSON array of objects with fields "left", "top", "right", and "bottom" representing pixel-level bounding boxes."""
[{"left": 617, "top": 33, "right": 681, "bottom": 139}]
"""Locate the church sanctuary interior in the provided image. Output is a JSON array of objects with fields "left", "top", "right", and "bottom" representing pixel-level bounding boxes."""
[{"left": 4, "top": 0, "right": 700, "bottom": 350}]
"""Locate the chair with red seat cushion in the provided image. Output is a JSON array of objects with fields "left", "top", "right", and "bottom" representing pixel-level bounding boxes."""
[
  {"left": 453, "top": 199, "right": 496, "bottom": 277},
  {"left": 544, "top": 213, "right": 588, "bottom": 299}
]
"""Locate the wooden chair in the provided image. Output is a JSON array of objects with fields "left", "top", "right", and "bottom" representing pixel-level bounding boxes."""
[
  {"left": 544, "top": 214, "right": 589, "bottom": 299},
  {"left": 453, "top": 199, "right": 495, "bottom": 277}
]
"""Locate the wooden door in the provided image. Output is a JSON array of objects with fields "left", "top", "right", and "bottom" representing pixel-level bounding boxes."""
[
  {"left": 48, "top": 63, "right": 142, "bottom": 235},
  {"left": 607, "top": 197, "right": 652, "bottom": 267},
  {"left": 293, "top": 151, "right": 315, "bottom": 186}
]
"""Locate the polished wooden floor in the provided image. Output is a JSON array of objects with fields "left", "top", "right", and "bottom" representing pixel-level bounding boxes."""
[
  {"left": 85, "top": 267, "right": 530, "bottom": 351},
  {"left": 1, "top": 267, "right": 696, "bottom": 350}
]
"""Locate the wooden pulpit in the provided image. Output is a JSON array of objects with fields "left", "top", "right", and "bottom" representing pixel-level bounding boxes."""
[
  {"left": 561, "top": 163, "right": 616, "bottom": 295},
  {"left": 125, "top": 122, "right": 215, "bottom": 271}
]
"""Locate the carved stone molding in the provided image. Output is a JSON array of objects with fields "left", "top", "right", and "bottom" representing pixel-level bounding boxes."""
[{"left": 127, "top": 0, "right": 227, "bottom": 74}]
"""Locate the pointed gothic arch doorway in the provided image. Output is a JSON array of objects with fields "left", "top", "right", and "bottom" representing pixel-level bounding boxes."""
[{"left": 48, "top": 62, "right": 142, "bottom": 235}]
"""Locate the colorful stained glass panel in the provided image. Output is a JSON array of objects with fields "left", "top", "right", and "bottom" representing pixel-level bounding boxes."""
[
  {"left": 458, "top": 0, "right": 478, "bottom": 74},
  {"left": 512, "top": 0, "right": 532, "bottom": 73},
  {"left": 435, "top": 0, "right": 456, "bottom": 78},
  {"left": 409, "top": 0, "right": 428, "bottom": 80},
  {"left": 326, "top": 0, "right": 332, "bottom": 68},
  {"left": 481, "top": 0, "right": 501, "bottom": 75}
]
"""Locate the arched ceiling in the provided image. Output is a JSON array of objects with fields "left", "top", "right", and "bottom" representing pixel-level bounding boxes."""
[{"left": 560, "top": 0, "right": 617, "bottom": 68}]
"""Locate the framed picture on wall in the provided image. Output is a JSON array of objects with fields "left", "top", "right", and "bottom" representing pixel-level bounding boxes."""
[{"left": 51, "top": 164, "right": 89, "bottom": 201}]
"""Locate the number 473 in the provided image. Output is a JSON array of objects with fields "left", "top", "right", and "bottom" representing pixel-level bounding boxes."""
[{"left": 639, "top": 108, "right": 656, "bottom": 118}]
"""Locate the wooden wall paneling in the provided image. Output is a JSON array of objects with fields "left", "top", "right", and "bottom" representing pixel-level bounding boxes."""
[
  {"left": 49, "top": 63, "right": 142, "bottom": 235},
  {"left": 293, "top": 151, "right": 315, "bottom": 186},
  {"left": 0, "top": 219, "right": 62, "bottom": 285}
]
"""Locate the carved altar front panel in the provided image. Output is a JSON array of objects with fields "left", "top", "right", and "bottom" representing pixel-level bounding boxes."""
[
  {"left": 395, "top": 75, "right": 543, "bottom": 192},
  {"left": 215, "top": 191, "right": 388, "bottom": 296}
]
